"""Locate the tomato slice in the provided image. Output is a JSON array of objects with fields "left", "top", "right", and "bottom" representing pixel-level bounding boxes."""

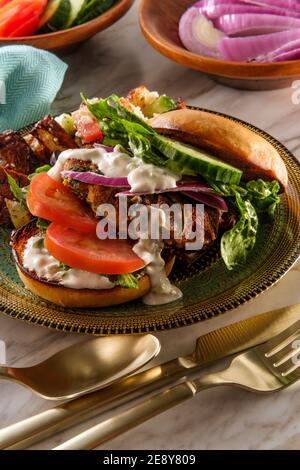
[
  {"left": 72, "top": 104, "right": 103, "bottom": 144},
  {"left": 0, "top": 1, "right": 12, "bottom": 8},
  {"left": 9, "top": 14, "right": 40, "bottom": 37},
  {"left": 45, "top": 223, "right": 145, "bottom": 275},
  {"left": 0, "top": 0, "right": 46, "bottom": 37},
  {"left": 27, "top": 173, "right": 98, "bottom": 234}
]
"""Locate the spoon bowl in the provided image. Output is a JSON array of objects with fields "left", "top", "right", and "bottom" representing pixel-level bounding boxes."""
[{"left": 0, "top": 335, "right": 160, "bottom": 400}]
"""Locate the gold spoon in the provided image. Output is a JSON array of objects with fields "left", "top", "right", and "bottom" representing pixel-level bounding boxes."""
[{"left": 0, "top": 335, "right": 160, "bottom": 400}]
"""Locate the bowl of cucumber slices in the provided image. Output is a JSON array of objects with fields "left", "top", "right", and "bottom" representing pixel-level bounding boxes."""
[{"left": 0, "top": 0, "right": 134, "bottom": 51}]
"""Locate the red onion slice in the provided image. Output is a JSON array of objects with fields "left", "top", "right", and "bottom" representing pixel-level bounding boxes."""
[
  {"left": 94, "top": 143, "right": 114, "bottom": 153},
  {"left": 182, "top": 191, "right": 229, "bottom": 212},
  {"left": 179, "top": 7, "right": 224, "bottom": 58},
  {"left": 255, "top": 38, "right": 300, "bottom": 62},
  {"left": 219, "top": 29, "right": 300, "bottom": 61},
  {"left": 116, "top": 182, "right": 215, "bottom": 197},
  {"left": 62, "top": 171, "right": 130, "bottom": 188},
  {"left": 239, "top": 0, "right": 300, "bottom": 11},
  {"left": 203, "top": 4, "right": 300, "bottom": 19},
  {"left": 215, "top": 14, "right": 300, "bottom": 36}
]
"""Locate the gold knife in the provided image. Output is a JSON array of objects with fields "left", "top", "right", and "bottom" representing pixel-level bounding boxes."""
[{"left": 1, "top": 303, "right": 299, "bottom": 450}]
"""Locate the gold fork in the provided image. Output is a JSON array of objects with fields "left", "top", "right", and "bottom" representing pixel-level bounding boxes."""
[{"left": 54, "top": 320, "right": 300, "bottom": 450}]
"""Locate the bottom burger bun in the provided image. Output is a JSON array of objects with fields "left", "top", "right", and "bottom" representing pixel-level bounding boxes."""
[{"left": 12, "top": 221, "right": 176, "bottom": 309}]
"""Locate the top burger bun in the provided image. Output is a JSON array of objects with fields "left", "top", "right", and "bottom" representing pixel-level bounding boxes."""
[{"left": 150, "top": 109, "right": 288, "bottom": 191}]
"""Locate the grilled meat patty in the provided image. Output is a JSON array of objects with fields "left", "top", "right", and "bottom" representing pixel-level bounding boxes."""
[{"left": 62, "top": 158, "right": 236, "bottom": 252}]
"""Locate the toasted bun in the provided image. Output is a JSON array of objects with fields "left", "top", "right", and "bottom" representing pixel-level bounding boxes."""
[
  {"left": 150, "top": 109, "right": 288, "bottom": 191},
  {"left": 12, "top": 222, "right": 175, "bottom": 309}
]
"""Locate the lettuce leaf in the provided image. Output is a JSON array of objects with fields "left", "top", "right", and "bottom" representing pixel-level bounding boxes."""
[
  {"left": 5, "top": 171, "right": 27, "bottom": 208},
  {"left": 109, "top": 273, "right": 139, "bottom": 289},
  {"left": 245, "top": 179, "right": 281, "bottom": 218},
  {"left": 221, "top": 190, "right": 258, "bottom": 270},
  {"left": 210, "top": 180, "right": 280, "bottom": 270},
  {"left": 28, "top": 164, "right": 52, "bottom": 181}
]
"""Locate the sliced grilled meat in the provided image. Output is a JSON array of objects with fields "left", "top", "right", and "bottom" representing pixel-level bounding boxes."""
[
  {"left": 0, "top": 131, "right": 36, "bottom": 174},
  {"left": 0, "top": 168, "right": 29, "bottom": 227},
  {"left": 62, "top": 159, "right": 236, "bottom": 252},
  {"left": 30, "top": 116, "right": 78, "bottom": 159}
]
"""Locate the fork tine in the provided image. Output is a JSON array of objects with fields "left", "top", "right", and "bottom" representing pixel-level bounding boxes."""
[
  {"left": 265, "top": 331, "right": 300, "bottom": 358},
  {"left": 273, "top": 344, "right": 300, "bottom": 367},
  {"left": 281, "top": 362, "right": 300, "bottom": 377}
]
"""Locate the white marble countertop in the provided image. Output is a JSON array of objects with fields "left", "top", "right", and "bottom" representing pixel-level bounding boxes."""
[{"left": 1, "top": 1, "right": 300, "bottom": 450}]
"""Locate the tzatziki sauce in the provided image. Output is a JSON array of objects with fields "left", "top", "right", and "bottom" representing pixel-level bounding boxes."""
[
  {"left": 48, "top": 146, "right": 180, "bottom": 193},
  {"left": 23, "top": 236, "right": 114, "bottom": 290}
]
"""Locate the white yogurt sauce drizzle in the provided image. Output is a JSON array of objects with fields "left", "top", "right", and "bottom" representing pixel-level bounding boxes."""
[
  {"left": 133, "top": 239, "right": 182, "bottom": 305},
  {"left": 23, "top": 236, "right": 114, "bottom": 290},
  {"left": 47, "top": 146, "right": 183, "bottom": 305},
  {"left": 48, "top": 146, "right": 180, "bottom": 193}
]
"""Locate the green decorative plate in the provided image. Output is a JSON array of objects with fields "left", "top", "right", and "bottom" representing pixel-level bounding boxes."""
[{"left": 1, "top": 109, "right": 300, "bottom": 335}]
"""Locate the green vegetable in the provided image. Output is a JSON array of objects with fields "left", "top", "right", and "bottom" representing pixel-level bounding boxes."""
[
  {"left": 28, "top": 165, "right": 52, "bottom": 181},
  {"left": 210, "top": 179, "right": 281, "bottom": 219},
  {"left": 143, "top": 95, "right": 177, "bottom": 118},
  {"left": 109, "top": 273, "right": 139, "bottom": 289},
  {"left": 37, "top": 218, "right": 50, "bottom": 231},
  {"left": 66, "top": 0, "right": 85, "bottom": 27},
  {"left": 210, "top": 179, "right": 281, "bottom": 270},
  {"left": 84, "top": 93, "right": 243, "bottom": 184},
  {"left": 59, "top": 262, "right": 71, "bottom": 272},
  {"left": 221, "top": 191, "right": 258, "bottom": 271},
  {"left": 82, "top": 93, "right": 154, "bottom": 135},
  {"left": 38, "top": 0, "right": 72, "bottom": 32},
  {"left": 5, "top": 172, "right": 27, "bottom": 208},
  {"left": 153, "top": 135, "right": 243, "bottom": 184},
  {"left": 245, "top": 179, "right": 281, "bottom": 218},
  {"left": 73, "top": 0, "right": 116, "bottom": 26},
  {"left": 55, "top": 113, "right": 76, "bottom": 135},
  {"left": 128, "top": 134, "right": 168, "bottom": 167}
]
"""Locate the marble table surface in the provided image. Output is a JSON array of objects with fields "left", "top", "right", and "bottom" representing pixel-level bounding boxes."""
[{"left": 1, "top": 1, "right": 300, "bottom": 450}]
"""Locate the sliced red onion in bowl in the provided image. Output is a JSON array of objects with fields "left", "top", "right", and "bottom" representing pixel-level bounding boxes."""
[
  {"left": 215, "top": 14, "right": 300, "bottom": 36},
  {"left": 62, "top": 171, "right": 130, "bottom": 188},
  {"left": 179, "top": 7, "right": 224, "bottom": 58},
  {"left": 255, "top": 38, "right": 300, "bottom": 62},
  {"left": 200, "top": 0, "right": 300, "bottom": 16},
  {"left": 182, "top": 191, "right": 229, "bottom": 212},
  {"left": 219, "top": 29, "right": 300, "bottom": 61},
  {"left": 239, "top": 0, "right": 300, "bottom": 11},
  {"left": 202, "top": 3, "right": 300, "bottom": 20}
]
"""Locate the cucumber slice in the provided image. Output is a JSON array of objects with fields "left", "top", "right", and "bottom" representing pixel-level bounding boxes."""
[
  {"left": 74, "top": 0, "right": 116, "bottom": 26},
  {"left": 143, "top": 96, "right": 177, "bottom": 118},
  {"left": 66, "top": 0, "right": 85, "bottom": 28},
  {"left": 38, "top": 0, "right": 71, "bottom": 33},
  {"left": 153, "top": 135, "right": 243, "bottom": 184}
]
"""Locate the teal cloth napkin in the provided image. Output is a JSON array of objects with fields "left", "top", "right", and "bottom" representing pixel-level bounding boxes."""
[{"left": 0, "top": 45, "right": 68, "bottom": 132}]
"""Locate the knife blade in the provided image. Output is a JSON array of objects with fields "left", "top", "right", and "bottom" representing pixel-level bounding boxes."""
[{"left": 1, "top": 303, "right": 299, "bottom": 450}]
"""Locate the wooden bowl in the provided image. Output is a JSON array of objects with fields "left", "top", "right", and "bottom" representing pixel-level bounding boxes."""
[
  {"left": 140, "top": 0, "right": 300, "bottom": 90},
  {"left": 0, "top": 0, "right": 134, "bottom": 52}
]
